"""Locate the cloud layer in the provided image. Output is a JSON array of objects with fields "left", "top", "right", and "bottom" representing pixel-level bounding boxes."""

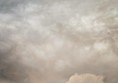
[{"left": 0, "top": 0, "right": 118, "bottom": 83}]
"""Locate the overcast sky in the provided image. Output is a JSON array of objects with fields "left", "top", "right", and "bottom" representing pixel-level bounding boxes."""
[{"left": 0, "top": 0, "right": 118, "bottom": 83}]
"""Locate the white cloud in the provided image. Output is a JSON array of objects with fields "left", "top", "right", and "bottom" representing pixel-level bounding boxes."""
[{"left": 67, "top": 73, "right": 104, "bottom": 83}]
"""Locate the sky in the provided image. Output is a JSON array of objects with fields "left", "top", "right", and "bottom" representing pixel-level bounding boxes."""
[{"left": 0, "top": 0, "right": 118, "bottom": 83}]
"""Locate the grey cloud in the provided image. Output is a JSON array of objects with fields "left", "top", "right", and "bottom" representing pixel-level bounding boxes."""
[{"left": 0, "top": 0, "right": 118, "bottom": 83}]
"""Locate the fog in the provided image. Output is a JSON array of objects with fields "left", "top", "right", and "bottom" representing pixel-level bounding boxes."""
[{"left": 0, "top": 0, "right": 118, "bottom": 83}]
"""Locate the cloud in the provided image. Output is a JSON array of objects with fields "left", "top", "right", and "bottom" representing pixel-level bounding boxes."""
[
  {"left": 0, "top": 0, "right": 118, "bottom": 83},
  {"left": 67, "top": 73, "right": 104, "bottom": 83}
]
